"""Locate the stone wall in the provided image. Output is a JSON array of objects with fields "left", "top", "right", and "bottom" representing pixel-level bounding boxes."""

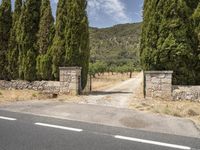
[
  {"left": 144, "top": 71, "right": 200, "bottom": 101},
  {"left": 0, "top": 80, "right": 70, "bottom": 94},
  {"left": 144, "top": 71, "right": 173, "bottom": 100},
  {"left": 0, "top": 67, "right": 82, "bottom": 95},
  {"left": 173, "top": 86, "right": 200, "bottom": 101}
]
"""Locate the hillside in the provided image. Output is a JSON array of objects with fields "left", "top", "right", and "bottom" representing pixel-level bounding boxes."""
[{"left": 89, "top": 23, "right": 142, "bottom": 67}]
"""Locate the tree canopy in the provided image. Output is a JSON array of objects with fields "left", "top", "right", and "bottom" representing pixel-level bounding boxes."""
[
  {"left": 7, "top": 0, "right": 22, "bottom": 79},
  {"left": 140, "top": 0, "right": 200, "bottom": 85},
  {"left": 17, "top": 0, "right": 41, "bottom": 81},
  {"left": 0, "top": 0, "right": 12, "bottom": 79},
  {"left": 36, "top": 0, "right": 55, "bottom": 80}
]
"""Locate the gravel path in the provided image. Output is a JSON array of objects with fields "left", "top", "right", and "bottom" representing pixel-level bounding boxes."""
[{"left": 78, "top": 72, "right": 144, "bottom": 108}]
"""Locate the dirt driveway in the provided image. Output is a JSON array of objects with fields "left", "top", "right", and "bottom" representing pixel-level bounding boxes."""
[{"left": 77, "top": 72, "right": 144, "bottom": 108}]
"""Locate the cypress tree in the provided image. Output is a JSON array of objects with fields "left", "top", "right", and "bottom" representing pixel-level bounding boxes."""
[
  {"left": 50, "top": 0, "right": 67, "bottom": 80},
  {"left": 140, "top": 0, "right": 199, "bottom": 85},
  {"left": 192, "top": 3, "right": 200, "bottom": 84},
  {"left": 0, "top": 0, "right": 12, "bottom": 80},
  {"left": 140, "top": 0, "right": 160, "bottom": 70},
  {"left": 17, "top": 0, "right": 41, "bottom": 81},
  {"left": 7, "top": 0, "right": 22, "bottom": 80},
  {"left": 65, "top": 0, "right": 90, "bottom": 89},
  {"left": 36, "top": 0, "right": 54, "bottom": 80},
  {"left": 193, "top": 3, "right": 200, "bottom": 51}
]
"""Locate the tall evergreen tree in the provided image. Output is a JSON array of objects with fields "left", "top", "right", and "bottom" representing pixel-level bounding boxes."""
[
  {"left": 140, "top": 0, "right": 199, "bottom": 85},
  {"left": 17, "top": 0, "right": 41, "bottom": 81},
  {"left": 192, "top": 3, "right": 200, "bottom": 84},
  {"left": 50, "top": 0, "right": 67, "bottom": 80},
  {"left": 65, "top": 0, "right": 90, "bottom": 89},
  {"left": 0, "top": 0, "right": 12, "bottom": 79},
  {"left": 140, "top": 0, "right": 159, "bottom": 70},
  {"left": 36, "top": 0, "right": 54, "bottom": 80},
  {"left": 7, "top": 0, "right": 22, "bottom": 80}
]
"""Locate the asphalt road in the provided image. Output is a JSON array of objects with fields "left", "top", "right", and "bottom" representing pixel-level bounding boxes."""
[{"left": 0, "top": 110, "right": 199, "bottom": 150}]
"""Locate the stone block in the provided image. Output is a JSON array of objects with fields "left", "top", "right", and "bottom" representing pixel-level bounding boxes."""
[
  {"left": 145, "top": 75, "right": 151, "bottom": 81},
  {"left": 146, "top": 82, "right": 153, "bottom": 88},
  {"left": 152, "top": 84, "right": 162, "bottom": 91},
  {"left": 165, "top": 74, "right": 172, "bottom": 79},
  {"left": 152, "top": 91, "right": 163, "bottom": 98},
  {"left": 145, "top": 91, "right": 152, "bottom": 97},
  {"left": 151, "top": 78, "right": 161, "bottom": 84},
  {"left": 161, "top": 78, "right": 172, "bottom": 84},
  {"left": 161, "top": 84, "right": 172, "bottom": 91},
  {"left": 157, "top": 74, "right": 166, "bottom": 78},
  {"left": 69, "top": 83, "right": 76, "bottom": 90}
]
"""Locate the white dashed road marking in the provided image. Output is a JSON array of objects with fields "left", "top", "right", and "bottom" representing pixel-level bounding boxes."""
[
  {"left": 0, "top": 114, "right": 194, "bottom": 150},
  {"left": 115, "top": 135, "right": 191, "bottom": 150},
  {"left": 35, "top": 122, "right": 83, "bottom": 132},
  {"left": 0, "top": 116, "right": 17, "bottom": 121}
]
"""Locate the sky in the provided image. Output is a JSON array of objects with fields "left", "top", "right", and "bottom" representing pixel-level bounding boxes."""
[
  {"left": 52, "top": 0, "right": 143, "bottom": 28},
  {"left": 3, "top": 0, "right": 144, "bottom": 28},
  {"left": 87, "top": 0, "right": 143, "bottom": 28}
]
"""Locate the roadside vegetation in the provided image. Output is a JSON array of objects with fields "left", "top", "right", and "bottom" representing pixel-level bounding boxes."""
[
  {"left": 0, "top": 90, "right": 52, "bottom": 103},
  {"left": 130, "top": 99, "right": 200, "bottom": 127}
]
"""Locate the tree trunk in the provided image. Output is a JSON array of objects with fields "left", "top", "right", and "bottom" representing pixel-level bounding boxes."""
[{"left": 130, "top": 72, "right": 132, "bottom": 78}]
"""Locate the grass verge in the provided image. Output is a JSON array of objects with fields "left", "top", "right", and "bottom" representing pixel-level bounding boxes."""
[
  {"left": 129, "top": 99, "right": 200, "bottom": 127},
  {"left": 0, "top": 90, "right": 54, "bottom": 104}
]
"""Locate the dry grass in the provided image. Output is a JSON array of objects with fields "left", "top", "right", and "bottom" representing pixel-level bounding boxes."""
[
  {"left": 91, "top": 72, "right": 137, "bottom": 91},
  {"left": 129, "top": 99, "right": 200, "bottom": 126},
  {"left": 0, "top": 72, "right": 137, "bottom": 104},
  {"left": 0, "top": 90, "right": 54, "bottom": 104},
  {"left": 56, "top": 94, "right": 83, "bottom": 102}
]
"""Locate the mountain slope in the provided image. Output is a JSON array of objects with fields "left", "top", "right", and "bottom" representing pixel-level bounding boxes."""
[{"left": 89, "top": 23, "right": 142, "bottom": 67}]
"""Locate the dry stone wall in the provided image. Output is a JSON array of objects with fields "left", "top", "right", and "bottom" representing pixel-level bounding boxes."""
[
  {"left": 0, "top": 80, "right": 70, "bottom": 94},
  {"left": 0, "top": 67, "right": 82, "bottom": 95},
  {"left": 173, "top": 86, "right": 200, "bottom": 101},
  {"left": 144, "top": 71, "right": 200, "bottom": 101}
]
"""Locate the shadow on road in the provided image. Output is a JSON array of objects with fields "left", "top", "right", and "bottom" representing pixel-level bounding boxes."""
[{"left": 89, "top": 91, "right": 132, "bottom": 96}]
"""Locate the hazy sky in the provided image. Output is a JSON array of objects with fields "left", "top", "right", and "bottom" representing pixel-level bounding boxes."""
[
  {"left": 3, "top": 0, "right": 144, "bottom": 28},
  {"left": 87, "top": 0, "right": 143, "bottom": 28}
]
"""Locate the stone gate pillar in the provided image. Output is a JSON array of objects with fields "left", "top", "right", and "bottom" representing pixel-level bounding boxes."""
[
  {"left": 144, "top": 71, "right": 173, "bottom": 100},
  {"left": 59, "top": 67, "right": 82, "bottom": 95}
]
